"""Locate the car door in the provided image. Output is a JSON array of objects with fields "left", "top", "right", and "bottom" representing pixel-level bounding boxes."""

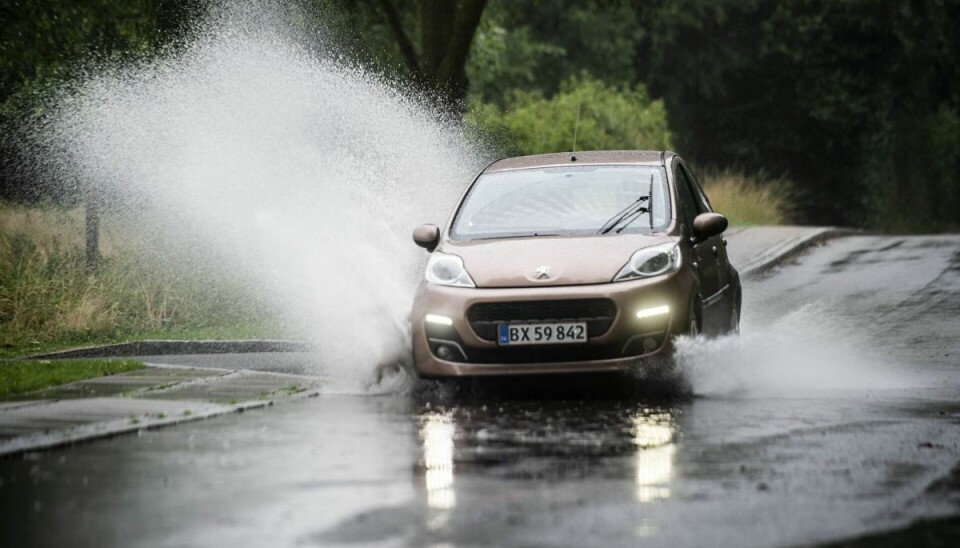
[
  {"left": 674, "top": 162, "right": 722, "bottom": 323},
  {"left": 684, "top": 164, "right": 731, "bottom": 290}
]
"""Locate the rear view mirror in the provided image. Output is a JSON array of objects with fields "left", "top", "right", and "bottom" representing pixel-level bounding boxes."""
[
  {"left": 692, "top": 213, "right": 728, "bottom": 241},
  {"left": 412, "top": 224, "right": 441, "bottom": 251}
]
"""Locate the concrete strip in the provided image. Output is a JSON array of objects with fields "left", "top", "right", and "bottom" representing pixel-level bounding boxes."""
[
  {"left": 27, "top": 339, "right": 310, "bottom": 360},
  {"left": 133, "top": 369, "right": 322, "bottom": 404},
  {"left": 0, "top": 398, "right": 229, "bottom": 456},
  {"left": 0, "top": 364, "right": 324, "bottom": 457},
  {"left": 0, "top": 400, "right": 52, "bottom": 412},
  {"left": 6, "top": 367, "right": 230, "bottom": 401}
]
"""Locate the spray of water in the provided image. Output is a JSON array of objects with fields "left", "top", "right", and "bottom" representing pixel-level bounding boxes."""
[
  {"left": 674, "top": 302, "right": 905, "bottom": 398},
  {"left": 33, "top": 4, "right": 482, "bottom": 382}
]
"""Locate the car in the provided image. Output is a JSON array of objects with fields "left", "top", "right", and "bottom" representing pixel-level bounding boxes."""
[{"left": 409, "top": 150, "right": 740, "bottom": 378}]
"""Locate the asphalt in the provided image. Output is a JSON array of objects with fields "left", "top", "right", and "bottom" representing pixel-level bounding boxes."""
[
  {"left": 0, "top": 225, "right": 834, "bottom": 456},
  {"left": 2, "top": 227, "right": 959, "bottom": 548}
]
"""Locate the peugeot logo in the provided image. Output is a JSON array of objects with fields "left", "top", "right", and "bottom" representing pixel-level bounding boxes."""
[{"left": 535, "top": 266, "right": 551, "bottom": 280}]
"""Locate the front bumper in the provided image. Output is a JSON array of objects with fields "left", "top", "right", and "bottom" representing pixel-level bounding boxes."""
[{"left": 411, "top": 271, "right": 694, "bottom": 377}]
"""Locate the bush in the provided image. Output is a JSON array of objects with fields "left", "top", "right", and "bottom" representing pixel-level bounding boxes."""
[
  {"left": 700, "top": 169, "right": 793, "bottom": 226},
  {"left": 466, "top": 75, "right": 672, "bottom": 156},
  {"left": 862, "top": 104, "right": 960, "bottom": 233}
]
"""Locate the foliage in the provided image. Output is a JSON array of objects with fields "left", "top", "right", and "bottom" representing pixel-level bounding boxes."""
[
  {"left": 466, "top": 16, "right": 564, "bottom": 108},
  {"left": 636, "top": 0, "right": 960, "bottom": 231},
  {"left": 700, "top": 170, "right": 793, "bottom": 227},
  {"left": 0, "top": 358, "right": 144, "bottom": 398},
  {"left": 467, "top": 1, "right": 640, "bottom": 104},
  {"left": 466, "top": 75, "right": 672, "bottom": 156}
]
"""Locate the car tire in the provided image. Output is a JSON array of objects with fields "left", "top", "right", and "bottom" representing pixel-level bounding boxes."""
[
  {"left": 728, "top": 294, "right": 740, "bottom": 335},
  {"left": 688, "top": 300, "right": 701, "bottom": 338}
]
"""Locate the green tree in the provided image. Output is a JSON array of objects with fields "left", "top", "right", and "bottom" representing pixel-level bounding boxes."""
[
  {"left": 467, "top": 1, "right": 641, "bottom": 104},
  {"left": 467, "top": 75, "right": 672, "bottom": 156},
  {"left": 636, "top": 0, "right": 960, "bottom": 230}
]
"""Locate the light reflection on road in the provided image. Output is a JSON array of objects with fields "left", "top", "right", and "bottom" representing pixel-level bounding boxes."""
[
  {"left": 420, "top": 412, "right": 457, "bottom": 512},
  {"left": 414, "top": 398, "right": 682, "bottom": 522},
  {"left": 632, "top": 411, "right": 677, "bottom": 503}
]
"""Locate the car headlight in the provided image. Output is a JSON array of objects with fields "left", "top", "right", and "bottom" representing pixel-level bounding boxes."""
[
  {"left": 425, "top": 252, "right": 476, "bottom": 287},
  {"left": 614, "top": 242, "right": 682, "bottom": 282}
]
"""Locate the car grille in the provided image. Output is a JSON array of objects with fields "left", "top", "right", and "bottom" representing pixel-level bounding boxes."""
[{"left": 467, "top": 299, "right": 618, "bottom": 342}]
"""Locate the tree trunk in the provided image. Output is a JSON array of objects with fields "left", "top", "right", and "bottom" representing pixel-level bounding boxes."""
[
  {"left": 85, "top": 194, "right": 100, "bottom": 274},
  {"left": 377, "top": 0, "right": 487, "bottom": 119}
]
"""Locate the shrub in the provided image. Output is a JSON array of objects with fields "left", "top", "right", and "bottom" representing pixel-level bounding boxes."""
[
  {"left": 699, "top": 169, "right": 793, "bottom": 226},
  {"left": 466, "top": 75, "right": 672, "bottom": 156}
]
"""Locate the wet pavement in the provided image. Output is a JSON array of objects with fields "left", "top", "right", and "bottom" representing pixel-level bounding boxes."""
[{"left": 2, "top": 234, "right": 960, "bottom": 547}]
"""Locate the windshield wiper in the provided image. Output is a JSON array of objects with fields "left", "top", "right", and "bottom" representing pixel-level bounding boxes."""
[
  {"left": 598, "top": 197, "right": 650, "bottom": 234},
  {"left": 598, "top": 174, "right": 656, "bottom": 235},
  {"left": 613, "top": 206, "right": 651, "bottom": 233}
]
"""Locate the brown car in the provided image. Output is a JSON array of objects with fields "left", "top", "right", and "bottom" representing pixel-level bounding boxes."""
[{"left": 410, "top": 150, "right": 740, "bottom": 378}]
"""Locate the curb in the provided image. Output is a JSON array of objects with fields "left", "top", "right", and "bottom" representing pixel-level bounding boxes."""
[
  {"left": 26, "top": 339, "right": 311, "bottom": 360},
  {"left": 0, "top": 390, "right": 323, "bottom": 458},
  {"left": 0, "top": 366, "right": 324, "bottom": 458},
  {"left": 739, "top": 228, "right": 859, "bottom": 278}
]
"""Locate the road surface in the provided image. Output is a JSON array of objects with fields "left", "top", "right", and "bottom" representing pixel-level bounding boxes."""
[{"left": 2, "top": 234, "right": 959, "bottom": 547}]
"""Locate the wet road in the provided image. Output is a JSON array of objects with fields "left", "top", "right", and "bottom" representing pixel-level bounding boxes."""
[{"left": 2, "top": 234, "right": 960, "bottom": 547}]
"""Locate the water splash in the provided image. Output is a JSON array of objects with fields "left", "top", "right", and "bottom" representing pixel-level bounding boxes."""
[
  {"left": 35, "top": 4, "right": 482, "bottom": 380},
  {"left": 674, "top": 302, "right": 905, "bottom": 398}
]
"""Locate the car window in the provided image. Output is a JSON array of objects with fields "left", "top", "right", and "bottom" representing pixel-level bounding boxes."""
[
  {"left": 674, "top": 165, "right": 699, "bottom": 228},
  {"left": 451, "top": 165, "right": 671, "bottom": 239},
  {"left": 682, "top": 164, "right": 713, "bottom": 213}
]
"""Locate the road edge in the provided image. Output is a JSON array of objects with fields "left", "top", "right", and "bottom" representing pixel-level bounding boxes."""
[
  {"left": 0, "top": 365, "right": 324, "bottom": 458},
  {"left": 25, "top": 339, "right": 311, "bottom": 360},
  {"left": 739, "top": 227, "right": 859, "bottom": 278}
]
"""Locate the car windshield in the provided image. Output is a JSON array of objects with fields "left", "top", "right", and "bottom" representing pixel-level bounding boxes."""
[{"left": 450, "top": 165, "right": 671, "bottom": 240}]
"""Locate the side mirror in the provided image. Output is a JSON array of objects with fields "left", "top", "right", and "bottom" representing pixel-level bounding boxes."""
[
  {"left": 692, "top": 213, "right": 728, "bottom": 241},
  {"left": 412, "top": 223, "right": 441, "bottom": 251}
]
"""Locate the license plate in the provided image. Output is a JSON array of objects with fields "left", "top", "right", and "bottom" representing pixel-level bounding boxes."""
[{"left": 497, "top": 322, "right": 588, "bottom": 345}]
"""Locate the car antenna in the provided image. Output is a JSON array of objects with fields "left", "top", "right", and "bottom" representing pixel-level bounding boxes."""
[{"left": 571, "top": 93, "right": 582, "bottom": 162}]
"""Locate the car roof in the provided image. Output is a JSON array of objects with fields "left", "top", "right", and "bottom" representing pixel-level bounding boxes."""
[{"left": 484, "top": 150, "right": 674, "bottom": 173}]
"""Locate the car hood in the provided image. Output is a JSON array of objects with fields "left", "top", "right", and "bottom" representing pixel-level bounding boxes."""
[{"left": 440, "top": 234, "right": 678, "bottom": 288}]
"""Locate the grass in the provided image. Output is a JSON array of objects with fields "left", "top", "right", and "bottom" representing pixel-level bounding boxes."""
[
  {"left": 0, "top": 200, "right": 284, "bottom": 357},
  {"left": 700, "top": 169, "right": 794, "bottom": 226},
  {"left": 0, "top": 358, "right": 144, "bottom": 398}
]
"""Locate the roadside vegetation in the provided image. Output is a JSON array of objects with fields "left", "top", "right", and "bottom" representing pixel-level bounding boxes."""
[
  {"left": 0, "top": 201, "right": 281, "bottom": 357},
  {"left": 0, "top": 358, "right": 144, "bottom": 398},
  {"left": 465, "top": 75, "right": 672, "bottom": 156},
  {"left": 700, "top": 170, "right": 793, "bottom": 227}
]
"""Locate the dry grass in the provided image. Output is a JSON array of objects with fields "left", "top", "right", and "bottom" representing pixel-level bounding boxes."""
[
  {"left": 0, "top": 200, "right": 278, "bottom": 356},
  {"left": 700, "top": 169, "right": 793, "bottom": 226},
  {"left": 0, "top": 204, "right": 87, "bottom": 250}
]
